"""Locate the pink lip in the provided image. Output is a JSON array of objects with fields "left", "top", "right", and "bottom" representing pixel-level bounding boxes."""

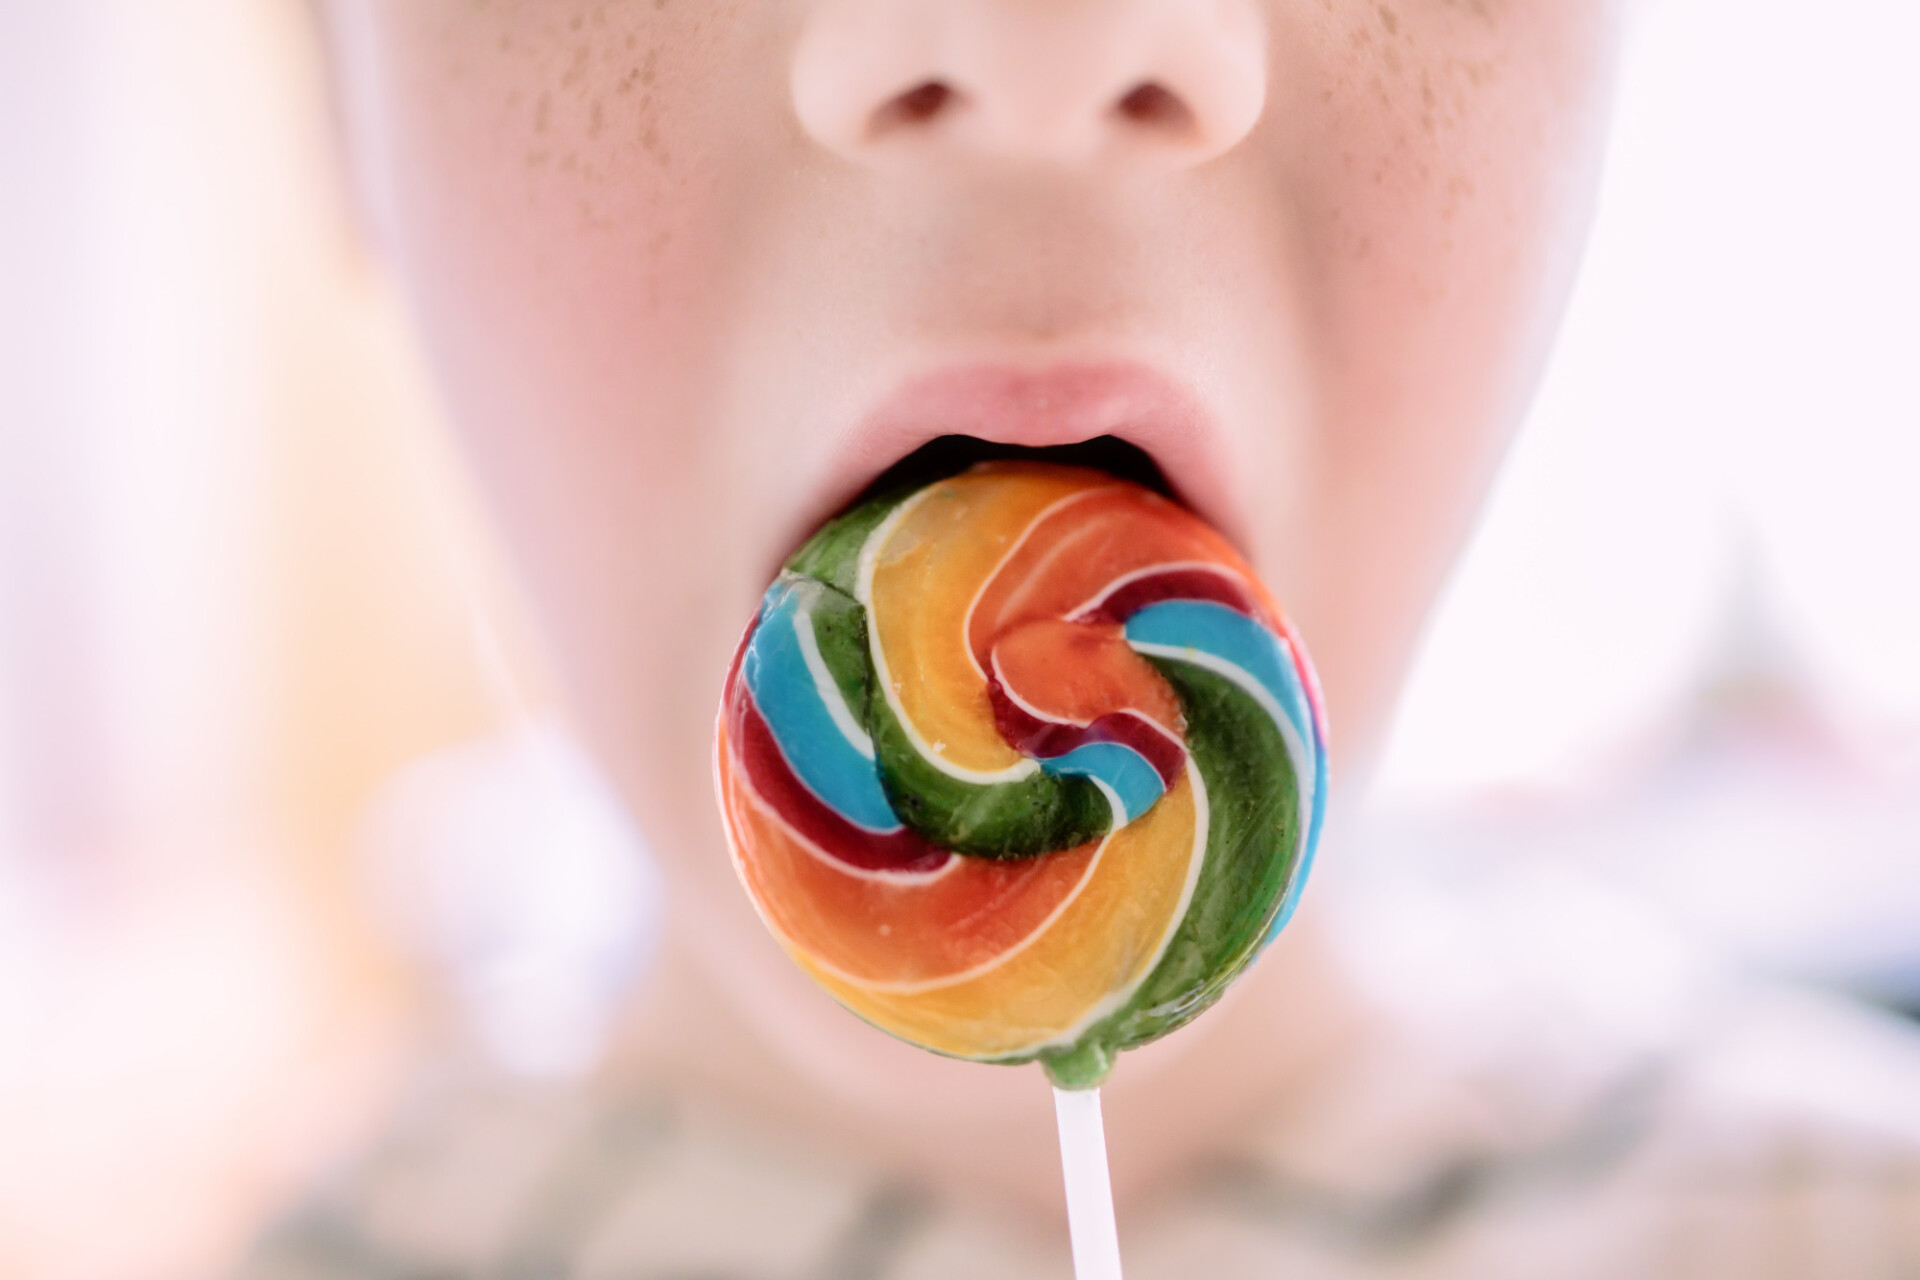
[{"left": 785, "top": 361, "right": 1245, "bottom": 568}]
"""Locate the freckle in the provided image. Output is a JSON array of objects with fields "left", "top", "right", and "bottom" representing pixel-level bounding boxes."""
[
  {"left": 569, "top": 14, "right": 583, "bottom": 33},
  {"left": 1421, "top": 112, "right": 1434, "bottom": 135},
  {"left": 534, "top": 91, "right": 551, "bottom": 133},
  {"left": 1422, "top": 72, "right": 1435, "bottom": 110},
  {"left": 1321, "top": 88, "right": 1333, "bottom": 104},
  {"left": 1377, "top": 4, "right": 1399, "bottom": 36},
  {"left": 1356, "top": 235, "right": 1372, "bottom": 259}
]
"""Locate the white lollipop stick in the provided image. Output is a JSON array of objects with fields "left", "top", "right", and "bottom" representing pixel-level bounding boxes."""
[{"left": 1053, "top": 1086, "right": 1124, "bottom": 1280}]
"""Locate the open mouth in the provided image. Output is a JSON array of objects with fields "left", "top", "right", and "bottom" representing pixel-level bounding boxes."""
[
  {"left": 774, "top": 359, "right": 1244, "bottom": 577},
  {"left": 846, "top": 432, "right": 1177, "bottom": 508}
]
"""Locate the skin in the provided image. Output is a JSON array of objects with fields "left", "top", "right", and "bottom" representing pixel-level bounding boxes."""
[{"left": 320, "top": 0, "right": 1624, "bottom": 1214}]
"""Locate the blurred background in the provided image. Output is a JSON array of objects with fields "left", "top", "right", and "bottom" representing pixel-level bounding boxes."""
[{"left": 1, "top": 0, "right": 1916, "bottom": 1276}]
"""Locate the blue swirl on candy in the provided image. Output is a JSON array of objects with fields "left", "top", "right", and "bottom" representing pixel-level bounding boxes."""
[{"left": 741, "top": 580, "right": 904, "bottom": 835}]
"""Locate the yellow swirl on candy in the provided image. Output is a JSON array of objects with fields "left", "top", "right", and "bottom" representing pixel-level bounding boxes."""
[{"left": 714, "top": 462, "right": 1327, "bottom": 1087}]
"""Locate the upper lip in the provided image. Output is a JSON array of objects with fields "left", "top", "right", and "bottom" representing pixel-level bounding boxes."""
[{"left": 780, "top": 359, "right": 1244, "bottom": 571}]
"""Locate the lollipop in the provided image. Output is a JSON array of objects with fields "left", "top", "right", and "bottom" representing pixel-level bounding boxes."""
[{"left": 714, "top": 459, "right": 1327, "bottom": 1089}]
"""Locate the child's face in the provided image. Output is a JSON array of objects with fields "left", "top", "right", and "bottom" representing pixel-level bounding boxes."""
[{"left": 325, "top": 0, "right": 1619, "bottom": 1099}]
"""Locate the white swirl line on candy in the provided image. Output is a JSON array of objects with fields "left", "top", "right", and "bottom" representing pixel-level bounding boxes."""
[
  {"left": 1065, "top": 559, "right": 1253, "bottom": 622},
  {"left": 958, "top": 484, "right": 1125, "bottom": 682},
  {"left": 1086, "top": 776, "right": 1131, "bottom": 830},
  {"left": 985, "top": 646, "right": 1183, "bottom": 748},
  {"left": 793, "top": 593, "right": 877, "bottom": 762},
  {"left": 856, "top": 485, "right": 1042, "bottom": 786},
  {"left": 987, "top": 645, "right": 1078, "bottom": 727}
]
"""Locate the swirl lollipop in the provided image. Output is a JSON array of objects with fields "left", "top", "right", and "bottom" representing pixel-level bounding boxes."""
[{"left": 714, "top": 459, "right": 1327, "bottom": 1090}]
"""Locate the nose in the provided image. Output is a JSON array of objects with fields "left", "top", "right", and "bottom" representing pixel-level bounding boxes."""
[{"left": 792, "top": 0, "right": 1268, "bottom": 168}]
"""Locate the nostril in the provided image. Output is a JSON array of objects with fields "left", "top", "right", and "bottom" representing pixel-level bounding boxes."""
[
  {"left": 869, "top": 80, "right": 962, "bottom": 139},
  {"left": 1113, "top": 82, "right": 1197, "bottom": 137}
]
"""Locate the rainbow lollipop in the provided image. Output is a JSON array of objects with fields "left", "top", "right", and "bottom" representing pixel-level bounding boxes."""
[{"left": 715, "top": 460, "right": 1326, "bottom": 1088}]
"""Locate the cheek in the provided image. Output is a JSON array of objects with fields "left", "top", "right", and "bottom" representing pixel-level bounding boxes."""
[
  {"left": 1252, "top": 0, "right": 1620, "bottom": 749},
  {"left": 367, "top": 2, "right": 758, "bottom": 420},
  {"left": 362, "top": 11, "right": 676, "bottom": 437},
  {"left": 1297, "top": 1, "right": 1618, "bottom": 363},
  {"left": 347, "top": 3, "right": 799, "bottom": 835}
]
